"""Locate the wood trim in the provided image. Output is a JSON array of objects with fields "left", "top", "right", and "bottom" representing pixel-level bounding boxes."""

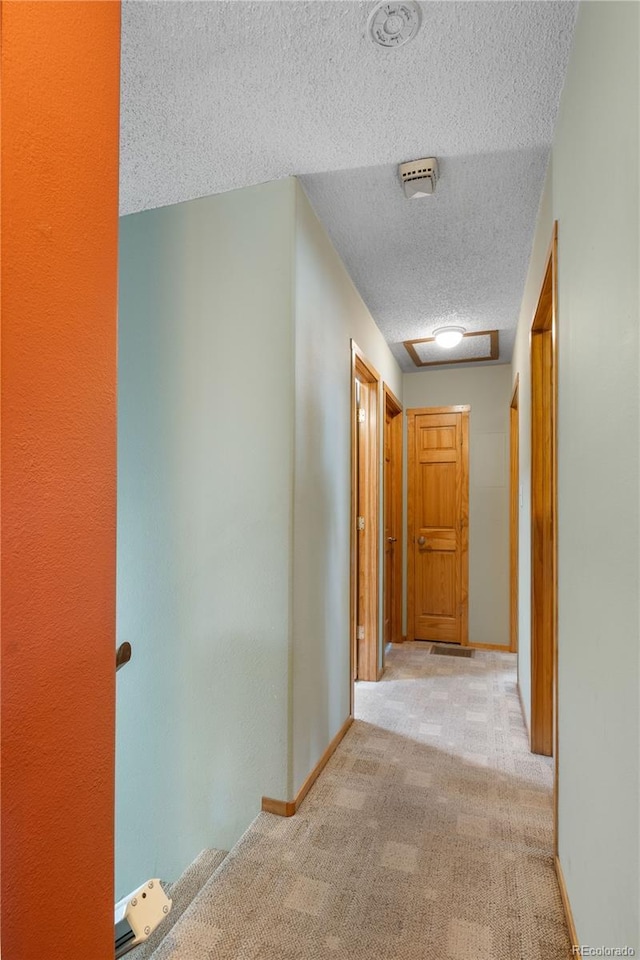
[
  {"left": 407, "top": 406, "right": 470, "bottom": 645},
  {"left": 377, "top": 666, "right": 385, "bottom": 680},
  {"left": 510, "top": 375, "right": 520, "bottom": 653},
  {"left": 351, "top": 340, "right": 381, "bottom": 383},
  {"left": 383, "top": 384, "right": 403, "bottom": 647},
  {"left": 407, "top": 411, "right": 416, "bottom": 645},
  {"left": 383, "top": 383, "right": 402, "bottom": 416},
  {"left": 468, "top": 643, "right": 512, "bottom": 652},
  {"left": 261, "top": 796, "right": 296, "bottom": 817},
  {"left": 555, "top": 856, "right": 579, "bottom": 949},
  {"left": 350, "top": 349, "right": 357, "bottom": 712},
  {"left": 530, "top": 224, "right": 558, "bottom": 760},
  {"left": 404, "top": 330, "right": 499, "bottom": 368},
  {"left": 459, "top": 410, "right": 470, "bottom": 647},
  {"left": 407, "top": 405, "right": 471, "bottom": 416},
  {"left": 261, "top": 716, "right": 354, "bottom": 818},
  {"left": 350, "top": 342, "right": 381, "bottom": 695},
  {"left": 551, "top": 223, "right": 560, "bottom": 858}
]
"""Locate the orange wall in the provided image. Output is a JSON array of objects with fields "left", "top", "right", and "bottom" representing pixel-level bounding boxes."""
[{"left": 1, "top": 3, "right": 120, "bottom": 957}]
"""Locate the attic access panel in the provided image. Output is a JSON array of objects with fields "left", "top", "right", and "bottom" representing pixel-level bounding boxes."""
[{"left": 404, "top": 330, "right": 499, "bottom": 368}]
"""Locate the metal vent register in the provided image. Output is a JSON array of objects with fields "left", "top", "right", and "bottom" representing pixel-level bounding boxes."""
[{"left": 431, "top": 645, "right": 474, "bottom": 658}]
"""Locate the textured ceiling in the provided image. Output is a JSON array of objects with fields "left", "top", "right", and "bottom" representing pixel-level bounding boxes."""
[{"left": 120, "top": 0, "right": 577, "bottom": 369}]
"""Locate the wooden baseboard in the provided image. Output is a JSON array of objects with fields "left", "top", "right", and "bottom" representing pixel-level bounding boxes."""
[
  {"left": 555, "top": 856, "right": 579, "bottom": 948},
  {"left": 261, "top": 796, "right": 296, "bottom": 817},
  {"left": 261, "top": 716, "right": 354, "bottom": 818},
  {"left": 467, "top": 642, "right": 512, "bottom": 652}
]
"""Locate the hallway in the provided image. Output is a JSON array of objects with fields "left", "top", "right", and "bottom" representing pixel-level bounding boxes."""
[{"left": 147, "top": 644, "right": 570, "bottom": 959}]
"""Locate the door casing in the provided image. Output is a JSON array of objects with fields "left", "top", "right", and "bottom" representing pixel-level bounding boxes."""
[
  {"left": 350, "top": 342, "right": 380, "bottom": 696},
  {"left": 383, "top": 385, "right": 403, "bottom": 651},
  {"left": 530, "top": 223, "right": 558, "bottom": 764},
  {"left": 510, "top": 376, "right": 520, "bottom": 654}
]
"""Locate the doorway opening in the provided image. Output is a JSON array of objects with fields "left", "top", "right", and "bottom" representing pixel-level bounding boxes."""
[
  {"left": 383, "top": 386, "right": 403, "bottom": 654},
  {"left": 350, "top": 342, "right": 380, "bottom": 692},
  {"left": 510, "top": 376, "right": 520, "bottom": 654},
  {"left": 407, "top": 405, "right": 470, "bottom": 645},
  {"left": 530, "top": 224, "right": 558, "bottom": 759}
]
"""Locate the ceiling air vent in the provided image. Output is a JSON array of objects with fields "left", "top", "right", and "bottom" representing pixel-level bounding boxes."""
[
  {"left": 368, "top": 2, "right": 422, "bottom": 48},
  {"left": 399, "top": 158, "right": 439, "bottom": 198}
]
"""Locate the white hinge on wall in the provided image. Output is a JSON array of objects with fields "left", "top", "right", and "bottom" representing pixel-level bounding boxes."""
[
  {"left": 357, "top": 407, "right": 366, "bottom": 423},
  {"left": 357, "top": 516, "right": 365, "bottom": 531},
  {"left": 357, "top": 625, "right": 365, "bottom": 641}
]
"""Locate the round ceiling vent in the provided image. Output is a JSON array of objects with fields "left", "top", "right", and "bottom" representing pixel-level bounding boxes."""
[{"left": 368, "top": 1, "right": 422, "bottom": 48}]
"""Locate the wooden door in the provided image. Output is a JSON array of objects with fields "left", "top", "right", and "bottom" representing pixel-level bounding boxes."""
[
  {"left": 407, "top": 406, "right": 470, "bottom": 644},
  {"left": 510, "top": 377, "right": 520, "bottom": 653},
  {"left": 383, "top": 408, "right": 393, "bottom": 645},
  {"left": 383, "top": 387, "right": 402, "bottom": 646},
  {"left": 530, "top": 225, "right": 558, "bottom": 758}
]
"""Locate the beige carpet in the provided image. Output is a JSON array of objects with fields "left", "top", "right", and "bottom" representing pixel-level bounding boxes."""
[
  {"left": 132, "top": 849, "right": 228, "bottom": 959},
  {"left": 150, "top": 642, "right": 571, "bottom": 959}
]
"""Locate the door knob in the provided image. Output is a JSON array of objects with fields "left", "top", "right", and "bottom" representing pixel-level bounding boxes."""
[
  {"left": 387, "top": 537, "right": 397, "bottom": 543},
  {"left": 417, "top": 536, "right": 426, "bottom": 546},
  {"left": 116, "top": 642, "right": 132, "bottom": 673}
]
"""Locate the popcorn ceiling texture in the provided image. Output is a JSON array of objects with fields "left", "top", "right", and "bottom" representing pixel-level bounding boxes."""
[{"left": 120, "top": 1, "right": 577, "bottom": 367}]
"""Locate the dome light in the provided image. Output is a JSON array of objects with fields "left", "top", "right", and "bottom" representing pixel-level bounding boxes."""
[{"left": 433, "top": 326, "right": 465, "bottom": 349}]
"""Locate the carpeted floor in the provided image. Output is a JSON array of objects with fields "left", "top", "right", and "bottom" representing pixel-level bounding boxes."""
[{"left": 150, "top": 642, "right": 571, "bottom": 959}]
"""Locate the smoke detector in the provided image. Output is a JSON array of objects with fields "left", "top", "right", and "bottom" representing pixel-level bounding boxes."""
[
  {"left": 368, "top": 1, "right": 422, "bottom": 48},
  {"left": 399, "top": 157, "right": 439, "bottom": 198}
]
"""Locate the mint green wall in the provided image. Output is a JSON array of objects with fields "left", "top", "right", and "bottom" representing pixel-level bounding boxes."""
[
  {"left": 116, "top": 180, "right": 295, "bottom": 898},
  {"left": 291, "top": 183, "right": 403, "bottom": 793},
  {"left": 513, "top": 2, "right": 639, "bottom": 945},
  {"left": 552, "top": 2, "right": 639, "bottom": 946},
  {"left": 117, "top": 176, "right": 403, "bottom": 894}
]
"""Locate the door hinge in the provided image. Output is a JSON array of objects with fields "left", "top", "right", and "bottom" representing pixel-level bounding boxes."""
[
  {"left": 357, "top": 407, "right": 366, "bottom": 423},
  {"left": 357, "top": 625, "right": 365, "bottom": 641},
  {"left": 357, "top": 516, "right": 365, "bottom": 531}
]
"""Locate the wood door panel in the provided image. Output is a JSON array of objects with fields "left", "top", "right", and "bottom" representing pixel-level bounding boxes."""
[
  {"left": 420, "top": 425, "right": 457, "bottom": 452},
  {"left": 419, "top": 553, "right": 457, "bottom": 617},
  {"left": 418, "top": 462, "right": 457, "bottom": 527},
  {"left": 408, "top": 407, "right": 470, "bottom": 645},
  {"left": 420, "top": 529, "right": 457, "bottom": 552}
]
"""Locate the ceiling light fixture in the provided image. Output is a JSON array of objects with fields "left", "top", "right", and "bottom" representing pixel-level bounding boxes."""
[
  {"left": 368, "top": 1, "right": 422, "bottom": 48},
  {"left": 433, "top": 326, "right": 465, "bottom": 349}
]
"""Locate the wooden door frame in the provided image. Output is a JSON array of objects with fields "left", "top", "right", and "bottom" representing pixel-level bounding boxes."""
[
  {"left": 383, "top": 385, "right": 403, "bottom": 650},
  {"left": 530, "top": 223, "right": 558, "bottom": 761},
  {"left": 350, "top": 341, "right": 380, "bottom": 696},
  {"left": 510, "top": 375, "right": 520, "bottom": 653},
  {"left": 407, "top": 405, "right": 470, "bottom": 646}
]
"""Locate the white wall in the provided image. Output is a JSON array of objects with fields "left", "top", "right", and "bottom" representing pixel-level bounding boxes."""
[
  {"left": 511, "top": 164, "right": 553, "bottom": 731},
  {"left": 292, "top": 182, "right": 402, "bottom": 792},
  {"left": 402, "top": 365, "right": 512, "bottom": 647},
  {"left": 552, "top": 2, "right": 639, "bottom": 947},
  {"left": 116, "top": 179, "right": 296, "bottom": 897}
]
